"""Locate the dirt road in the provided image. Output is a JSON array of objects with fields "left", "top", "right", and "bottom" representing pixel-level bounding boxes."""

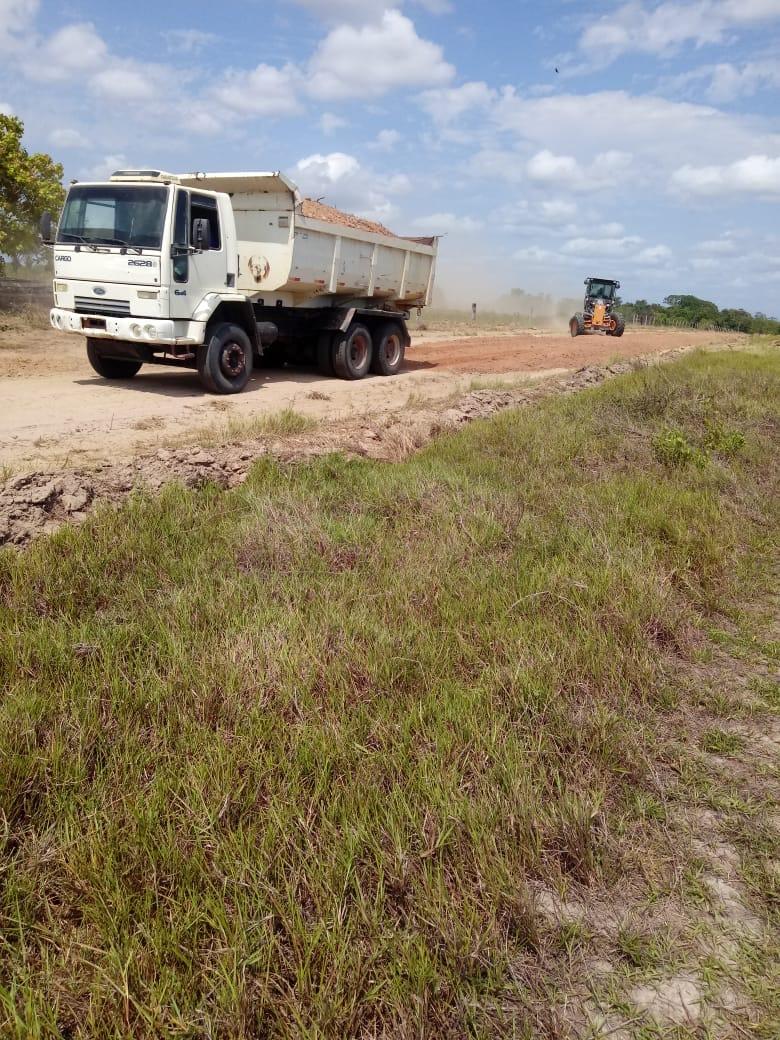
[{"left": 0, "top": 321, "right": 742, "bottom": 472}]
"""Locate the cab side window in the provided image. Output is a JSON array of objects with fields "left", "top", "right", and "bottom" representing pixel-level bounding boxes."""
[
  {"left": 173, "top": 190, "right": 189, "bottom": 283},
  {"left": 191, "top": 194, "right": 221, "bottom": 250}
]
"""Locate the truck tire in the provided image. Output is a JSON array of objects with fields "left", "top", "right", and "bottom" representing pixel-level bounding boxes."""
[
  {"left": 332, "top": 323, "right": 372, "bottom": 380},
  {"left": 370, "top": 321, "right": 406, "bottom": 376},
  {"left": 316, "top": 332, "right": 336, "bottom": 376},
  {"left": 569, "top": 314, "right": 585, "bottom": 338},
  {"left": 86, "top": 339, "right": 142, "bottom": 379},
  {"left": 198, "top": 322, "right": 253, "bottom": 394},
  {"left": 609, "top": 314, "right": 626, "bottom": 337}
]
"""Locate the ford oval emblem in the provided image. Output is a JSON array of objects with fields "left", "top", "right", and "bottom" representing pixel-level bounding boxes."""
[{"left": 93, "top": 286, "right": 106, "bottom": 296}]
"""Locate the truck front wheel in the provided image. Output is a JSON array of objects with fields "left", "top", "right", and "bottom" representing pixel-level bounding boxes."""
[
  {"left": 198, "top": 323, "right": 253, "bottom": 394},
  {"left": 86, "top": 339, "right": 142, "bottom": 380},
  {"left": 370, "top": 321, "right": 405, "bottom": 376},
  {"left": 333, "top": 323, "right": 372, "bottom": 380}
]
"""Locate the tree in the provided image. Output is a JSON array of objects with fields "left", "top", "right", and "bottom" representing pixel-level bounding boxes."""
[
  {"left": 0, "top": 114, "right": 65, "bottom": 273},
  {"left": 718, "top": 308, "right": 753, "bottom": 333},
  {"left": 663, "top": 294, "right": 720, "bottom": 327}
]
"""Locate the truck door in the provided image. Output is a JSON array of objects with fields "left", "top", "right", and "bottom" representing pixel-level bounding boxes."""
[{"left": 169, "top": 190, "right": 228, "bottom": 320}]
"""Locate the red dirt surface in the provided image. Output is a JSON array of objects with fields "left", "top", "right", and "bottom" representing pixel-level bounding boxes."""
[{"left": 408, "top": 328, "right": 742, "bottom": 373}]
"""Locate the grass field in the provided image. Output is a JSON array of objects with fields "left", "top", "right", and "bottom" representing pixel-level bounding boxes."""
[{"left": 0, "top": 349, "right": 778, "bottom": 1037}]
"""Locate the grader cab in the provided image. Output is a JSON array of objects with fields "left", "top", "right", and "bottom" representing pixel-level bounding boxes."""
[{"left": 570, "top": 278, "right": 625, "bottom": 337}]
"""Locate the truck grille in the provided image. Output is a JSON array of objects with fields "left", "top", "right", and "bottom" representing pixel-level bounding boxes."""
[{"left": 74, "top": 296, "right": 131, "bottom": 317}]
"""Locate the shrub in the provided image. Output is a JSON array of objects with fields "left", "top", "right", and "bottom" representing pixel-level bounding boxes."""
[{"left": 652, "top": 428, "right": 706, "bottom": 468}]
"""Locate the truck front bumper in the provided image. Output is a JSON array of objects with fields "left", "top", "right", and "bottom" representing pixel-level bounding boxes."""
[{"left": 49, "top": 308, "right": 205, "bottom": 347}]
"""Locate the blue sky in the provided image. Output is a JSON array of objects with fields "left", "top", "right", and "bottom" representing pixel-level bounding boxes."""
[{"left": 2, "top": 0, "right": 780, "bottom": 312}]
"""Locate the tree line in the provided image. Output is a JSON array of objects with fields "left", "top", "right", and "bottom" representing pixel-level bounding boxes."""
[{"left": 620, "top": 295, "right": 780, "bottom": 335}]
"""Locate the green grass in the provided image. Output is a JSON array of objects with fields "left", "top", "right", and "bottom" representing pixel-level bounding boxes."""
[
  {"left": 0, "top": 349, "right": 778, "bottom": 1036},
  {"left": 170, "top": 406, "right": 316, "bottom": 449}
]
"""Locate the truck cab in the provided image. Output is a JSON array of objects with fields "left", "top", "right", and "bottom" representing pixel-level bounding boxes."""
[{"left": 50, "top": 171, "right": 242, "bottom": 354}]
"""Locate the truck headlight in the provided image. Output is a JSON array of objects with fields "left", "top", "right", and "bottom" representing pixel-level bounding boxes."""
[
  {"left": 144, "top": 325, "right": 157, "bottom": 339},
  {"left": 54, "top": 281, "right": 68, "bottom": 293},
  {"left": 137, "top": 290, "right": 159, "bottom": 300}
]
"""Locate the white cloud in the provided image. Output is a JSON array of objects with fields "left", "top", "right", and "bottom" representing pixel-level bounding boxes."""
[
  {"left": 526, "top": 149, "right": 633, "bottom": 191},
  {"left": 494, "top": 198, "right": 579, "bottom": 231},
  {"left": 320, "top": 112, "right": 348, "bottom": 135},
  {"left": 294, "top": 151, "right": 411, "bottom": 222},
  {"left": 662, "top": 58, "right": 780, "bottom": 103},
  {"left": 292, "top": 0, "right": 452, "bottom": 24},
  {"left": 411, "top": 212, "right": 483, "bottom": 232},
  {"left": 296, "top": 152, "right": 361, "bottom": 186},
  {"left": 292, "top": 0, "right": 398, "bottom": 23},
  {"left": 415, "top": 0, "right": 453, "bottom": 11},
  {"left": 0, "top": 0, "right": 38, "bottom": 51},
  {"left": 85, "top": 154, "right": 128, "bottom": 180},
  {"left": 211, "top": 63, "right": 302, "bottom": 116},
  {"left": 539, "top": 199, "right": 578, "bottom": 223},
  {"left": 369, "top": 128, "right": 402, "bottom": 151},
  {"left": 513, "top": 245, "right": 556, "bottom": 262},
  {"left": 705, "top": 60, "right": 780, "bottom": 102},
  {"left": 0, "top": 100, "right": 13, "bottom": 114},
  {"left": 671, "top": 155, "right": 780, "bottom": 196},
  {"left": 26, "top": 22, "right": 108, "bottom": 81},
  {"left": 487, "top": 89, "right": 780, "bottom": 184},
  {"left": 90, "top": 63, "right": 160, "bottom": 102},
  {"left": 307, "top": 11, "right": 454, "bottom": 100},
  {"left": 163, "top": 28, "right": 218, "bottom": 53},
  {"left": 695, "top": 237, "right": 738, "bottom": 254},
  {"left": 580, "top": 0, "right": 780, "bottom": 64},
  {"left": 601, "top": 222, "right": 626, "bottom": 237},
  {"left": 562, "top": 235, "right": 642, "bottom": 257},
  {"left": 49, "top": 127, "right": 88, "bottom": 149},
  {"left": 418, "top": 80, "right": 496, "bottom": 123},
  {"left": 636, "top": 245, "right": 672, "bottom": 264}
]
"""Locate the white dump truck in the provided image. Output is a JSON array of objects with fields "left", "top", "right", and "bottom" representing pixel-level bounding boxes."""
[{"left": 42, "top": 170, "right": 438, "bottom": 393}]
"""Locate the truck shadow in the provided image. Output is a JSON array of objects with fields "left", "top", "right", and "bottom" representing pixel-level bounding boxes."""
[{"left": 74, "top": 358, "right": 437, "bottom": 396}]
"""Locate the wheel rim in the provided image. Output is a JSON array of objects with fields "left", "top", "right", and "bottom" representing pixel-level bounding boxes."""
[
  {"left": 221, "top": 341, "right": 246, "bottom": 379},
  {"left": 383, "top": 334, "right": 401, "bottom": 367},
  {"left": 350, "top": 332, "right": 369, "bottom": 369}
]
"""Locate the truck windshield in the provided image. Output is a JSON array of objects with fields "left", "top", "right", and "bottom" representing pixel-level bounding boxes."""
[
  {"left": 587, "top": 281, "right": 616, "bottom": 300},
  {"left": 57, "top": 185, "right": 169, "bottom": 249}
]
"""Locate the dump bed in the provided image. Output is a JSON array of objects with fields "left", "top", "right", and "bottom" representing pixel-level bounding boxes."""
[{"left": 179, "top": 172, "right": 437, "bottom": 308}]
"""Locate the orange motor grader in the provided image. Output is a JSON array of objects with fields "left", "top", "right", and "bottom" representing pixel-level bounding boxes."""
[{"left": 569, "top": 277, "right": 625, "bottom": 337}]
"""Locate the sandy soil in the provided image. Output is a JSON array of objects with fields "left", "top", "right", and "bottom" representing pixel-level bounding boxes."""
[{"left": 0, "top": 319, "right": 743, "bottom": 472}]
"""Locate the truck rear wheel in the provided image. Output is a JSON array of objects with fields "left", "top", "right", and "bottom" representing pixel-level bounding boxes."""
[
  {"left": 333, "top": 323, "right": 372, "bottom": 380},
  {"left": 370, "top": 321, "right": 405, "bottom": 376},
  {"left": 86, "top": 339, "right": 142, "bottom": 379},
  {"left": 198, "top": 322, "right": 253, "bottom": 394}
]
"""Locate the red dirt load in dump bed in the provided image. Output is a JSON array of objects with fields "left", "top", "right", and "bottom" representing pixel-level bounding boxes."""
[{"left": 298, "top": 199, "right": 396, "bottom": 237}]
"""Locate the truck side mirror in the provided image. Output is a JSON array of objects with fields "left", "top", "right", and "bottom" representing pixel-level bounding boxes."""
[
  {"left": 192, "top": 218, "right": 210, "bottom": 252},
  {"left": 40, "top": 211, "right": 53, "bottom": 244}
]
